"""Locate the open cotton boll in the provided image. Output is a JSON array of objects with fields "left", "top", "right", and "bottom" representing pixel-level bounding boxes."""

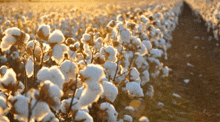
[
  {"left": 130, "top": 67, "right": 140, "bottom": 81},
  {"left": 125, "top": 106, "right": 134, "bottom": 112},
  {"left": 119, "top": 29, "right": 131, "bottom": 44},
  {"left": 150, "top": 49, "right": 163, "bottom": 58},
  {"left": 32, "top": 102, "right": 50, "bottom": 121},
  {"left": 148, "top": 57, "right": 163, "bottom": 69},
  {"left": 48, "top": 66, "right": 65, "bottom": 89},
  {"left": 138, "top": 43, "right": 148, "bottom": 55},
  {"left": 60, "top": 98, "right": 79, "bottom": 113},
  {"left": 102, "top": 46, "right": 117, "bottom": 62},
  {"left": 145, "top": 85, "right": 154, "bottom": 98},
  {"left": 1, "top": 34, "right": 16, "bottom": 51},
  {"left": 52, "top": 44, "right": 65, "bottom": 64},
  {"left": 75, "top": 87, "right": 84, "bottom": 99},
  {"left": 139, "top": 116, "right": 149, "bottom": 122},
  {"left": 134, "top": 53, "right": 149, "bottom": 70},
  {"left": 25, "top": 56, "right": 34, "bottom": 78},
  {"left": 0, "top": 65, "right": 7, "bottom": 76},
  {"left": 60, "top": 60, "right": 78, "bottom": 81},
  {"left": 142, "top": 40, "right": 152, "bottom": 51},
  {"left": 0, "top": 68, "right": 17, "bottom": 89},
  {"left": 37, "top": 67, "right": 51, "bottom": 82},
  {"left": 9, "top": 95, "right": 30, "bottom": 121},
  {"left": 48, "top": 30, "right": 65, "bottom": 44},
  {"left": 100, "top": 102, "right": 118, "bottom": 122},
  {"left": 101, "top": 81, "right": 118, "bottom": 102},
  {"left": 37, "top": 24, "right": 50, "bottom": 39},
  {"left": 104, "top": 61, "right": 117, "bottom": 80},
  {"left": 124, "top": 115, "right": 133, "bottom": 122},
  {"left": 5, "top": 27, "right": 21, "bottom": 36},
  {"left": 78, "top": 83, "right": 103, "bottom": 109},
  {"left": 41, "top": 112, "right": 58, "bottom": 122},
  {"left": 40, "top": 80, "right": 63, "bottom": 111},
  {"left": 162, "top": 66, "right": 171, "bottom": 77},
  {"left": 126, "top": 82, "right": 144, "bottom": 97},
  {"left": 141, "top": 15, "right": 149, "bottom": 23},
  {"left": 140, "top": 70, "right": 150, "bottom": 86},
  {"left": 131, "top": 37, "right": 142, "bottom": 46},
  {"left": 0, "top": 96, "right": 7, "bottom": 110},
  {"left": 75, "top": 110, "right": 93, "bottom": 122}
]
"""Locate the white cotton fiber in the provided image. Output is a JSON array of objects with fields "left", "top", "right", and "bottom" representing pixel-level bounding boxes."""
[
  {"left": 25, "top": 57, "right": 34, "bottom": 78},
  {"left": 48, "top": 30, "right": 65, "bottom": 44},
  {"left": 52, "top": 44, "right": 65, "bottom": 64},
  {"left": 75, "top": 110, "right": 93, "bottom": 122},
  {"left": 0, "top": 68, "right": 17, "bottom": 88},
  {"left": 60, "top": 98, "right": 79, "bottom": 113},
  {"left": 1, "top": 34, "right": 16, "bottom": 51},
  {"left": 119, "top": 29, "right": 131, "bottom": 44},
  {"left": 100, "top": 102, "right": 118, "bottom": 122},
  {"left": 5, "top": 27, "right": 21, "bottom": 36},
  {"left": 139, "top": 116, "right": 149, "bottom": 122},
  {"left": 124, "top": 115, "right": 133, "bottom": 122},
  {"left": 101, "top": 81, "right": 118, "bottom": 102},
  {"left": 32, "top": 102, "right": 50, "bottom": 121},
  {"left": 130, "top": 67, "right": 140, "bottom": 81},
  {"left": 126, "top": 82, "right": 144, "bottom": 97},
  {"left": 41, "top": 112, "right": 58, "bottom": 122}
]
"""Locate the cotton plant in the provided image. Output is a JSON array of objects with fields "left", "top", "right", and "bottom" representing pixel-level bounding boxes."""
[
  {"left": 37, "top": 66, "right": 65, "bottom": 89},
  {"left": 99, "top": 102, "right": 118, "bottom": 122},
  {"left": 48, "top": 29, "right": 67, "bottom": 64},
  {"left": 0, "top": 27, "right": 30, "bottom": 52},
  {"left": 76, "top": 64, "right": 105, "bottom": 109},
  {"left": 101, "top": 80, "right": 118, "bottom": 102},
  {"left": 0, "top": 68, "right": 24, "bottom": 94},
  {"left": 100, "top": 45, "right": 118, "bottom": 62}
]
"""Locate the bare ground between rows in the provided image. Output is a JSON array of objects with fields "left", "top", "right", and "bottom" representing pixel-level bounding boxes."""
[{"left": 164, "top": 1, "right": 220, "bottom": 121}]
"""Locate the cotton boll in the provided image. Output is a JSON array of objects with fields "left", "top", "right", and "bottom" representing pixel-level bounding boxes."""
[
  {"left": 104, "top": 61, "right": 117, "bottom": 80},
  {"left": 0, "top": 96, "right": 7, "bottom": 110},
  {"left": 37, "top": 67, "right": 51, "bottom": 82},
  {"left": 41, "top": 112, "right": 59, "bottom": 122},
  {"left": 125, "top": 106, "right": 134, "bottom": 112},
  {"left": 140, "top": 70, "right": 150, "bottom": 86},
  {"left": 75, "top": 87, "right": 84, "bottom": 99},
  {"left": 5, "top": 27, "right": 21, "bottom": 36},
  {"left": 131, "top": 37, "right": 142, "bottom": 46},
  {"left": 37, "top": 24, "right": 50, "bottom": 39},
  {"left": 138, "top": 43, "right": 148, "bottom": 56},
  {"left": 101, "top": 46, "right": 117, "bottom": 62},
  {"left": 150, "top": 49, "right": 163, "bottom": 58},
  {"left": 100, "top": 102, "right": 118, "bottom": 122},
  {"left": 52, "top": 44, "right": 65, "bottom": 64},
  {"left": 60, "top": 60, "right": 78, "bottom": 82},
  {"left": 74, "top": 110, "right": 93, "bottom": 122},
  {"left": 126, "top": 82, "right": 144, "bottom": 97},
  {"left": 39, "top": 80, "right": 63, "bottom": 111},
  {"left": 162, "top": 66, "right": 171, "bottom": 77},
  {"left": 0, "top": 68, "right": 17, "bottom": 89},
  {"left": 141, "top": 15, "right": 149, "bottom": 23},
  {"left": 9, "top": 95, "right": 30, "bottom": 121},
  {"left": 130, "top": 67, "right": 140, "bottom": 81},
  {"left": 25, "top": 56, "right": 34, "bottom": 78},
  {"left": 119, "top": 29, "right": 131, "bottom": 44},
  {"left": 139, "top": 116, "right": 149, "bottom": 122},
  {"left": 133, "top": 53, "right": 149, "bottom": 70},
  {"left": 124, "top": 115, "right": 133, "bottom": 122},
  {"left": 78, "top": 83, "right": 103, "bottom": 109},
  {"left": 32, "top": 102, "right": 50, "bottom": 121},
  {"left": 1, "top": 34, "right": 16, "bottom": 51},
  {"left": 0, "top": 65, "right": 7, "bottom": 76},
  {"left": 145, "top": 85, "right": 154, "bottom": 98},
  {"left": 101, "top": 81, "right": 118, "bottom": 102},
  {"left": 0, "top": 56, "right": 7, "bottom": 64},
  {"left": 48, "top": 30, "right": 65, "bottom": 44},
  {"left": 48, "top": 66, "right": 65, "bottom": 89},
  {"left": 60, "top": 98, "right": 79, "bottom": 113}
]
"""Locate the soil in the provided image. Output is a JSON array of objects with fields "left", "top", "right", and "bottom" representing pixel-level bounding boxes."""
[{"left": 166, "top": 1, "right": 220, "bottom": 121}]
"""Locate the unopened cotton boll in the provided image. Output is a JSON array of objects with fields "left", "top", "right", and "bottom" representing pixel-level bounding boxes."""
[
  {"left": 101, "top": 81, "right": 118, "bottom": 102},
  {"left": 25, "top": 56, "right": 34, "bottom": 78},
  {"left": 100, "top": 102, "right": 118, "bottom": 122},
  {"left": 48, "top": 30, "right": 65, "bottom": 44},
  {"left": 74, "top": 110, "right": 93, "bottom": 122},
  {"left": 126, "top": 82, "right": 144, "bottom": 97}
]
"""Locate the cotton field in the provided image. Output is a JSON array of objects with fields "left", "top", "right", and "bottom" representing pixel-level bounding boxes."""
[{"left": 0, "top": 0, "right": 219, "bottom": 122}]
